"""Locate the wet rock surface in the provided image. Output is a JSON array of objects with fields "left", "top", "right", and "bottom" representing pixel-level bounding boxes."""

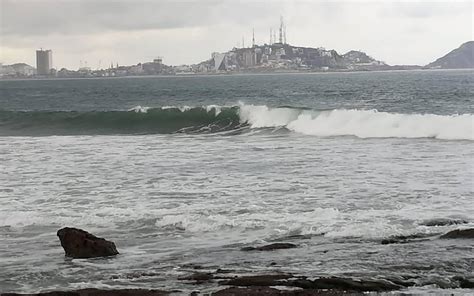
[
  {"left": 241, "top": 243, "right": 298, "bottom": 251},
  {"left": 440, "top": 228, "right": 474, "bottom": 239},
  {"left": 380, "top": 233, "right": 434, "bottom": 245},
  {"left": 222, "top": 274, "right": 294, "bottom": 286},
  {"left": 57, "top": 227, "right": 119, "bottom": 258},
  {"left": 218, "top": 274, "right": 403, "bottom": 292},
  {"left": 420, "top": 218, "right": 468, "bottom": 227},
  {"left": 178, "top": 272, "right": 214, "bottom": 283},
  {"left": 453, "top": 276, "right": 474, "bottom": 289},
  {"left": 213, "top": 287, "right": 363, "bottom": 295}
]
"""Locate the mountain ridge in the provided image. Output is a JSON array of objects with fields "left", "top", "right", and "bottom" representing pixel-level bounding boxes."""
[{"left": 426, "top": 41, "right": 474, "bottom": 69}]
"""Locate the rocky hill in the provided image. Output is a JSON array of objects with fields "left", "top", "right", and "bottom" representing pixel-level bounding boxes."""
[
  {"left": 342, "top": 50, "right": 387, "bottom": 70},
  {"left": 198, "top": 43, "right": 388, "bottom": 73},
  {"left": 427, "top": 41, "right": 474, "bottom": 69}
]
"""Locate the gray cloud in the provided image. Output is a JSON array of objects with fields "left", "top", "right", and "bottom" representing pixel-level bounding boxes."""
[
  {"left": 1, "top": 0, "right": 472, "bottom": 68},
  {"left": 1, "top": 0, "right": 279, "bottom": 36}
]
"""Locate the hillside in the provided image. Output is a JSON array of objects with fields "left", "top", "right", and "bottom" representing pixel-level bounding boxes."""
[
  {"left": 427, "top": 41, "right": 474, "bottom": 69},
  {"left": 198, "top": 43, "right": 388, "bottom": 73}
]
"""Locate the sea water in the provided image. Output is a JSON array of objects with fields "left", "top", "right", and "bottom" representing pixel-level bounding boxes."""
[{"left": 0, "top": 70, "right": 473, "bottom": 294}]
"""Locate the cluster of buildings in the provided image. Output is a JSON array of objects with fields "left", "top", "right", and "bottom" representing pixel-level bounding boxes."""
[
  {"left": 193, "top": 17, "right": 387, "bottom": 74},
  {"left": 0, "top": 49, "right": 53, "bottom": 78},
  {"left": 0, "top": 18, "right": 392, "bottom": 79},
  {"left": 0, "top": 49, "right": 175, "bottom": 78},
  {"left": 56, "top": 57, "right": 174, "bottom": 78}
]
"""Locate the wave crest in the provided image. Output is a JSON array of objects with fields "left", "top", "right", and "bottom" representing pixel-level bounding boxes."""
[{"left": 0, "top": 104, "right": 472, "bottom": 140}]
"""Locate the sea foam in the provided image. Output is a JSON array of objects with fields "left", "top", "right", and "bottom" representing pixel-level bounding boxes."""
[{"left": 238, "top": 104, "right": 474, "bottom": 140}]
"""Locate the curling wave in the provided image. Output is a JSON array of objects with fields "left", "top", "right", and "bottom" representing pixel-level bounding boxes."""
[{"left": 0, "top": 103, "right": 472, "bottom": 140}]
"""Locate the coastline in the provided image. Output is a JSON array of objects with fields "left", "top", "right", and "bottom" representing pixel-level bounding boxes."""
[{"left": 1, "top": 68, "right": 473, "bottom": 82}]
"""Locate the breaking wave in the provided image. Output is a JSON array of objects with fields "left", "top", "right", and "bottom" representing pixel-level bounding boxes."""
[{"left": 0, "top": 103, "right": 472, "bottom": 140}]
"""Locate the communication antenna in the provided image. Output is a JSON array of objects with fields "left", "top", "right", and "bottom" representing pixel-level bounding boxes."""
[
  {"left": 279, "top": 16, "right": 283, "bottom": 44},
  {"left": 252, "top": 28, "right": 255, "bottom": 47},
  {"left": 242, "top": 36, "right": 245, "bottom": 48}
]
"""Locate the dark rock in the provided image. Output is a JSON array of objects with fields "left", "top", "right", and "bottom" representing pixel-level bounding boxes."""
[
  {"left": 213, "top": 286, "right": 284, "bottom": 296},
  {"left": 219, "top": 273, "right": 401, "bottom": 292},
  {"left": 288, "top": 279, "right": 316, "bottom": 289},
  {"left": 241, "top": 243, "right": 297, "bottom": 251},
  {"left": 1, "top": 288, "right": 169, "bottom": 296},
  {"left": 310, "top": 277, "right": 401, "bottom": 292},
  {"left": 57, "top": 227, "right": 119, "bottom": 258},
  {"left": 420, "top": 218, "right": 468, "bottom": 227},
  {"left": 380, "top": 233, "right": 433, "bottom": 245},
  {"left": 216, "top": 268, "right": 234, "bottom": 274},
  {"left": 214, "top": 287, "right": 363, "bottom": 295},
  {"left": 178, "top": 272, "right": 214, "bottom": 282},
  {"left": 222, "top": 274, "right": 293, "bottom": 286},
  {"left": 453, "top": 276, "right": 474, "bottom": 289},
  {"left": 181, "top": 263, "right": 203, "bottom": 269},
  {"left": 440, "top": 228, "right": 474, "bottom": 239}
]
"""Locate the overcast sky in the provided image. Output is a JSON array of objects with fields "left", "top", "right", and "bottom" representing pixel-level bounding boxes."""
[{"left": 1, "top": 0, "right": 472, "bottom": 69}]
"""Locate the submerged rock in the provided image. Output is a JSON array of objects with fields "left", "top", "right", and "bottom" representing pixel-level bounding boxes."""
[
  {"left": 57, "top": 227, "right": 119, "bottom": 258},
  {"left": 241, "top": 243, "right": 298, "bottom": 251},
  {"left": 214, "top": 287, "right": 283, "bottom": 296},
  {"left": 380, "top": 234, "right": 432, "bottom": 245},
  {"left": 222, "top": 274, "right": 293, "bottom": 286},
  {"left": 453, "top": 276, "right": 474, "bottom": 289},
  {"left": 178, "top": 272, "right": 214, "bottom": 282},
  {"left": 2, "top": 288, "right": 169, "bottom": 296},
  {"left": 420, "top": 218, "right": 468, "bottom": 227},
  {"left": 309, "top": 277, "right": 401, "bottom": 292},
  {"left": 440, "top": 228, "right": 474, "bottom": 239}
]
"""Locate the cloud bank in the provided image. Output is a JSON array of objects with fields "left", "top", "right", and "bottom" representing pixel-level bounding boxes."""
[{"left": 1, "top": 0, "right": 472, "bottom": 69}]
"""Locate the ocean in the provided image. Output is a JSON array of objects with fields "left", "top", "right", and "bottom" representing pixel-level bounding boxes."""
[{"left": 0, "top": 70, "right": 473, "bottom": 294}]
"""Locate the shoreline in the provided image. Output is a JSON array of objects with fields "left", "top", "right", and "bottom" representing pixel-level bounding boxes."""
[{"left": 1, "top": 68, "right": 473, "bottom": 82}]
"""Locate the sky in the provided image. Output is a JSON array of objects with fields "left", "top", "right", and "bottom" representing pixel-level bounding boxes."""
[{"left": 1, "top": 0, "right": 473, "bottom": 69}]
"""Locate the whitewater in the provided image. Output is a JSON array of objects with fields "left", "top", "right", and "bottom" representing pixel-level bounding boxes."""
[{"left": 1, "top": 70, "right": 473, "bottom": 294}]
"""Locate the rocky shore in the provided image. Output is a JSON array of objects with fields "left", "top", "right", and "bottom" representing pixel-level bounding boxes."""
[{"left": 2, "top": 226, "right": 473, "bottom": 296}]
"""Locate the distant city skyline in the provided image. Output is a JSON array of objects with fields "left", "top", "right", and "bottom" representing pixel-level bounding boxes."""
[{"left": 1, "top": 0, "right": 472, "bottom": 69}]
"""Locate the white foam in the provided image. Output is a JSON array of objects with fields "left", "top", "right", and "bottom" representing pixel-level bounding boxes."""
[
  {"left": 205, "top": 105, "right": 222, "bottom": 115},
  {"left": 161, "top": 105, "right": 192, "bottom": 112},
  {"left": 128, "top": 106, "right": 150, "bottom": 113},
  {"left": 238, "top": 104, "right": 474, "bottom": 140},
  {"left": 238, "top": 103, "right": 302, "bottom": 128}
]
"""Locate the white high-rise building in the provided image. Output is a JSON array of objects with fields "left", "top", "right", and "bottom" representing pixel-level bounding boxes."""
[{"left": 36, "top": 49, "right": 52, "bottom": 75}]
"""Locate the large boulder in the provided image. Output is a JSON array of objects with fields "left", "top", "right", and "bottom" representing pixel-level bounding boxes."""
[
  {"left": 57, "top": 227, "right": 119, "bottom": 258},
  {"left": 440, "top": 228, "right": 474, "bottom": 239}
]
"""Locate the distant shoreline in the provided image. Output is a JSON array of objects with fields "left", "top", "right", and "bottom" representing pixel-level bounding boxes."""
[{"left": 1, "top": 68, "right": 472, "bottom": 82}]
